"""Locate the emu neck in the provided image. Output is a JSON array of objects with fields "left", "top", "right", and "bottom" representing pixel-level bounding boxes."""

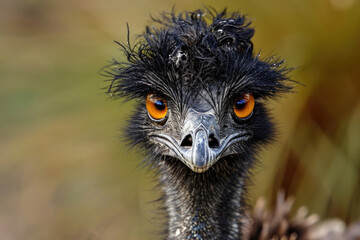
[{"left": 159, "top": 158, "right": 247, "bottom": 240}]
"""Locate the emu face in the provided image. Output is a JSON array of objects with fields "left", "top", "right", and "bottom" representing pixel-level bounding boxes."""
[
  {"left": 108, "top": 10, "right": 292, "bottom": 173},
  {"left": 145, "top": 87, "right": 257, "bottom": 173}
]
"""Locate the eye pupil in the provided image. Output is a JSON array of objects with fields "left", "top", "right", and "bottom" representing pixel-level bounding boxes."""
[
  {"left": 235, "top": 99, "right": 246, "bottom": 109},
  {"left": 155, "top": 100, "right": 166, "bottom": 110}
]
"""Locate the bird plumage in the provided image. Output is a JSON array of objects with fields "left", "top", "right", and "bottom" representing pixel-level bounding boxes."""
[{"left": 104, "top": 8, "right": 360, "bottom": 240}]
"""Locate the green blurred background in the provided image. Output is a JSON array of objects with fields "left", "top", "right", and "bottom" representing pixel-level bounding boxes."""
[{"left": 1, "top": 0, "right": 359, "bottom": 239}]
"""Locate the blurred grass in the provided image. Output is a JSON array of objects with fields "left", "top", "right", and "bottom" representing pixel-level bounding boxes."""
[{"left": 0, "top": 0, "right": 359, "bottom": 239}]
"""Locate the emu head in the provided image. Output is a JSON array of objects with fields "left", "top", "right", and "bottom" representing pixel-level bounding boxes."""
[{"left": 108, "top": 9, "right": 292, "bottom": 173}]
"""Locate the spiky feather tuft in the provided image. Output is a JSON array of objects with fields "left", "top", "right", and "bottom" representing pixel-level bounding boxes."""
[{"left": 105, "top": 9, "right": 293, "bottom": 104}]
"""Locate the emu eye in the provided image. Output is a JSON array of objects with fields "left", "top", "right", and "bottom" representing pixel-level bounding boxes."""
[
  {"left": 233, "top": 93, "right": 255, "bottom": 119},
  {"left": 146, "top": 94, "right": 168, "bottom": 120}
]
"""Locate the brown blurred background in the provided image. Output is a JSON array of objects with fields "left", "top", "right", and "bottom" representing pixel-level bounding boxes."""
[{"left": 0, "top": 0, "right": 359, "bottom": 239}]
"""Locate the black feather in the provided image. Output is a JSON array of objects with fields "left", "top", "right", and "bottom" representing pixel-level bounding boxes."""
[
  {"left": 104, "top": 8, "right": 296, "bottom": 240},
  {"left": 106, "top": 9, "right": 293, "bottom": 103}
]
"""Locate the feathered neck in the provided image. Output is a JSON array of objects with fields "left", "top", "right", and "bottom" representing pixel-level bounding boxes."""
[{"left": 158, "top": 156, "right": 250, "bottom": 240}]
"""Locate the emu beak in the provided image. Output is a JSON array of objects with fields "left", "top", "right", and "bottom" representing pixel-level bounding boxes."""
[
  {"left": 153, "top": 109, "right": 250, "bottom": 173},
  {"left": 184, "top": 126, "right": 218, "bottom": 173}
]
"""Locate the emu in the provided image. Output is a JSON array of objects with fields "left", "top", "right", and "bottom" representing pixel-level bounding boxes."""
[{"left": 105, "top": 9, "right": 360, "bottom": 240}]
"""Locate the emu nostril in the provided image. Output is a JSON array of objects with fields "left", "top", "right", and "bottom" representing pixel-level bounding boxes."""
[
  {"left": 208, "top": 134, "right": 219, "bottom": 148},
  {"left": 180, "top": 134, "right": 193, "bottom": 148}
]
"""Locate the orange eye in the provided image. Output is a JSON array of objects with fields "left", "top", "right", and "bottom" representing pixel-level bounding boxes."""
[
  {"left": 233, "top": 93, "right": 255, "bottom": 119},
  {"left": 146, "top": 94, "right": 168, "bottom": 120}
]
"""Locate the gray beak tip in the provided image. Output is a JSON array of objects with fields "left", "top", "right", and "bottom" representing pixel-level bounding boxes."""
[{"left": 191, "top": 165, "right": 210, "bottom": 173}]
